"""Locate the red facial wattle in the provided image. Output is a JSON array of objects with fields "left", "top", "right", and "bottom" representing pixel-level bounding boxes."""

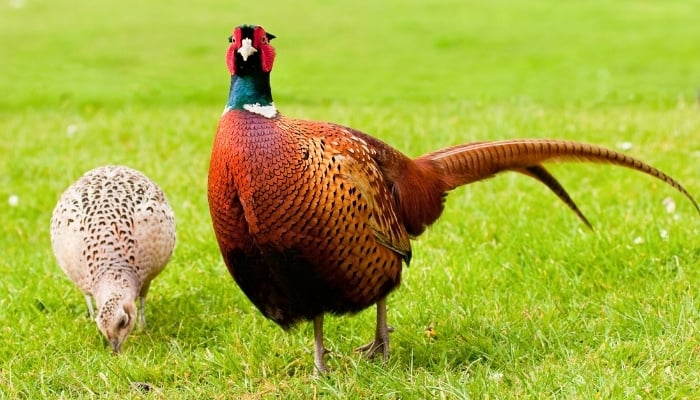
[
  {"left": 226, "top": 27, "right": 243, "bottom": 75},
  {"left": 226, "top": 25, "right": 275, "bottom": 75},
  {"left": 226, "top": 44, "right": 236, "bottom": 75},
  {"left": 254, "top": 26, "right": 275, "bottom": 73}
]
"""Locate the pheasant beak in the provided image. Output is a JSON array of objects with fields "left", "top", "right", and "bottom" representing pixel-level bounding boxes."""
[
  {"left": 110, "top": 338, "right": 122, "bottom": 354},
  {"left": 237, "top": 38, "right": 258, "bottom": 61}
]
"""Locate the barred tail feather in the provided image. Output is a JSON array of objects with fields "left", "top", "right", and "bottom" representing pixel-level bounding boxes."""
[{"left": 419, "top": 139, "right": 700, "bottom": 214}]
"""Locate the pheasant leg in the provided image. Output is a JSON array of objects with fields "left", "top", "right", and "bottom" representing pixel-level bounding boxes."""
[
  {"left": 84, "top": 294, "right": 96, "bottom": 319},
  {"left": 137, "top": 281, "right": 151, "bottom": 329},
  {"left": 355, "top": 298, "right": 389, "bottom": 361},
  {"left": 137, "top": 296, "right": 147, "bottom": 330},
  {"left": 313, "top": 314, "right": 330, "bottom": 374}
]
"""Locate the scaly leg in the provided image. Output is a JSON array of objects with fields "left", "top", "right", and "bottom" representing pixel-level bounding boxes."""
[
  {"left": 313, "top": 314, "right": 330, "bottom": 374},
  {"left": 137, "top": 296, "right": 147, "bottom": 330},
  {"left": 355, "top": 297, "right": 389, "bottom": 361},
  {"left": 84, "top": 294, "right": 96, "bottom": 319},
  {"left": 137, "top": 282, "right": 151, "bottom": 329}
]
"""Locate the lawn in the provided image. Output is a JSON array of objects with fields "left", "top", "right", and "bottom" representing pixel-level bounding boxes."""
[{"left": 1, "top": 0, "right": 699, "bottom": 398}]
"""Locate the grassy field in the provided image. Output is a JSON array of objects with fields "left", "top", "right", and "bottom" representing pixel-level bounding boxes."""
[{"left": 1, "top": 0, "right": 699, "bottom": 398}]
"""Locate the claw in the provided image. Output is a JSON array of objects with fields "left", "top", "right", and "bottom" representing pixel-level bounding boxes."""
[
  {"left": 355, "top": 298, "right": 390, "bottom": 361},
  {"left": 354, "top": 337, "right": 388, "bottom": 360}
]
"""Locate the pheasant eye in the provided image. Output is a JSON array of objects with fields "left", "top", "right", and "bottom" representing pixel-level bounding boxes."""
[{"left": 228, "top": 35, "right": 234, "bottom": 43}]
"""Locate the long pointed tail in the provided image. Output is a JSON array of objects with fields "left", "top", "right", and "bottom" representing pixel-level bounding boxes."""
[
  {"left": 418, "top": 139, "right": 700, "bottom": 214},
  {"left": 516, "top": 165, "right": 593, "bottom": 229},
  {"left": 424, "top": 140, "right": 593, "bottom": 228}
]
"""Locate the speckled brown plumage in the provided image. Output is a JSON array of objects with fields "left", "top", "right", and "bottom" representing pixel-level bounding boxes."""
[
  {"left": 210, "top": 112, "right": 410, "bottom": 326},
  {"left": 51, "top": 165, "right": 176, "bottom": 353},
  {"left": 208, "top": 24, "right": 699, "bottom": 373}
]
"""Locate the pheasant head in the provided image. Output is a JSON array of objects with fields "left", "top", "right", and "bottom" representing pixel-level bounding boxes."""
[
  {"left": 96, "top": 292, "right": 137, "bottom": 354},
  {"left": 227, "top": 24, "right": 276, "bottom": 76},
  {"left": 224, "top": 24, "right": 277, "bottom": 117},
  {"left": 92, "top": 267, "right": 140, "bottom": 354}
]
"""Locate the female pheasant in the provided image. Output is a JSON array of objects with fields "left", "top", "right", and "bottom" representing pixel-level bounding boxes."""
[
  {"left": 207, "top": 24, "right": 699, "bottom": 373},
  {"left": 51, "top": 166, "right": 176, "bottom": 353}
]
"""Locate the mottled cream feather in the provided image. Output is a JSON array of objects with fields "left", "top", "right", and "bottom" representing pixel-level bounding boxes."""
[{"left": 50, "top": 165, "right": 176, "bottom": 353}]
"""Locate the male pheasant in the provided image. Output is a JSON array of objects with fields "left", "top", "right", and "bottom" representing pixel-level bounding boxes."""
[
  {"left": 207, "top": 24, "right": 699, "bottom": 373},
  {"left": 51, "top": 165, "right": 176, "bottom": 353}
]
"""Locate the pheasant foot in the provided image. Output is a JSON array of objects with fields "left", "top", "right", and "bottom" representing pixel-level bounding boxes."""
[{"left": 354, "top": 298, "right": 390, "bottom": 361}]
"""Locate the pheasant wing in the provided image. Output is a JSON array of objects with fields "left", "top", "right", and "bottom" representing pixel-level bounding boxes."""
[{"left": 329, "top": 133, "right": 412, "bottom": 265}]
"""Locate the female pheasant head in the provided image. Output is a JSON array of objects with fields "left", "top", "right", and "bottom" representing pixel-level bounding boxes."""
[
  {"left": 96, "top": 293, "right": 137, "bottom": 354},
  {"left": 224, "top": 24, "right": 277, "bottom": 117}
]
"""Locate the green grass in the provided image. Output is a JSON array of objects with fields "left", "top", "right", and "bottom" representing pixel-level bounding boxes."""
[{"left": 1, "top": 0, "right": 699, "bottom": 398}]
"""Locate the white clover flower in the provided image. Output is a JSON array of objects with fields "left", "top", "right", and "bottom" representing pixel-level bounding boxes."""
[
  {"left": 616, "top": 141, "right": 633, "bottom": 151},
  {"left": 8, "top": 194, "right": 19, "bottom": 207},
  {"left": 488, "top": 371, "right": 504, "bottom": 382},
  {"left": 662, "top": 197, "right": 676, "bottom": 214},
  {"left": 66, "top": 124, "right": 79, "bottom": 137}
]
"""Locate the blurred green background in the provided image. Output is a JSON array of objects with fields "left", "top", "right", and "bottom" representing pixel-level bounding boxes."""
[
  {"left": 1, "top": 0, "right": 699, "bottom": 398},
  {"left": 2, "top": 0, "right": 698, "bottom": 110}
]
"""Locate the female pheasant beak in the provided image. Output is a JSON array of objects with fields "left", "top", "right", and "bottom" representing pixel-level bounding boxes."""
[
  {"left": 237, "top": 38, "right": 258, "bottom": 61},
  {"left": 110, "top": 338, "right": 122, "bottom": 354}
]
